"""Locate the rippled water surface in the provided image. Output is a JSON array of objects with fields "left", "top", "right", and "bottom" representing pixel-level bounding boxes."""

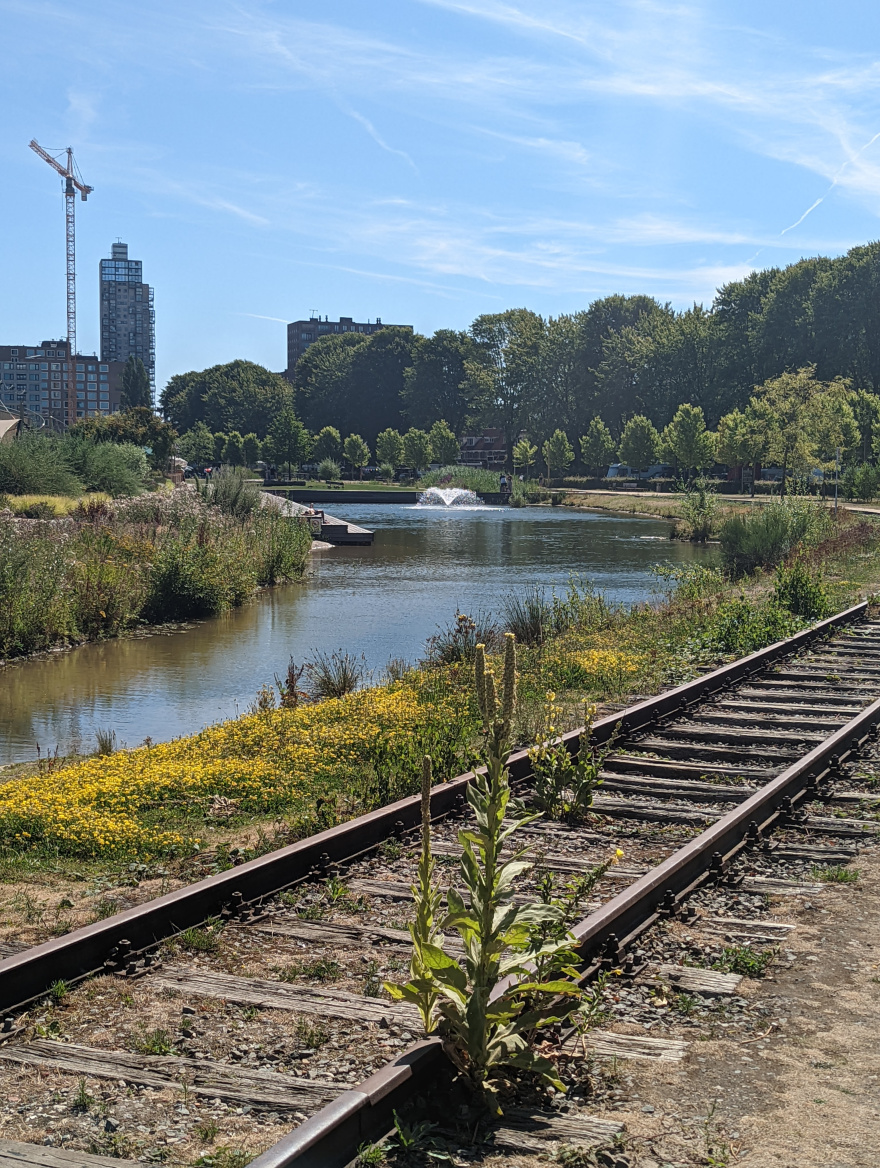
[{"left": 1, "top": 503, "right": 712, "bottom": 762}]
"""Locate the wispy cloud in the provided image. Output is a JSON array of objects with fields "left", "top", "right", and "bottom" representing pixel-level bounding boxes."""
[
  {"left": 235, "top": 312, "right": 289, "bottom": 323},
  {"left": 345, "top": 109, "right": 418, "bottom": 170}
]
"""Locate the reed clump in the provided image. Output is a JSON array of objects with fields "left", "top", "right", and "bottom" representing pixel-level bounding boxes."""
[{"left": 0, "top": 489, "right": 311, "bottom": 657}]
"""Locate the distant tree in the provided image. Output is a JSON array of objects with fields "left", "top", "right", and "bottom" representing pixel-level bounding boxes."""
[
  {"left": 512, "top": 437, "right": 538, "bottom": 478},
  {"left": 161, "top": 360, "right": 293, "bottom": 438},
  {"left": 658, "top": 403, "right": 716, "bottom": 479},
  {"left": 297, "top": 328, "right": 417, "bottom": 445},
  {"left": 70, "top": 406, "right": 176, "bottom": 470},
  {"left": 376, "top": 428, "right": 405, "bottom": 468},
  {"left": 716, "top": 408, "right": 766, "bottom": 494},
  {"left": 121, "top": 356, "right": 152, "bottom": 411},
  {"left": 469, "top": 309, "right": 545, "bottom": 465},
  {"left": 213, "top": 432, "right": 226, "bottom": 464},
  {"left": 403, "top": 330, "right": 481, "bottom": 434},
  {"left": 428, "top": 419, "right": 460, "bottom": 465},
  {"left": 265, "top": 408, "right": 311, "bottom": 477},
  {"left": 312, "top": 425, "right": 342, "bottom": 462},
  {"left": 618, "top": 415, "right": 659, "bottom": 472},
  {"left": 222, "top": 430, "right": 245, "bottom": 467},
  {"left": 579, "top": 417, "right": 616, "bottom": 478},
  {"left": 243, "top": 432, "right": 261, "bottom": 466},
  {"left": 542, "top": 429, "right": 574, "bottom": 479},
  {"left": 343, "top": 433, "right": 371, "bottom": 479},
  {"left": 403, "top": 427, "right": 432, "bottom": 472},
  {"left": 851, "top": 389, "right": 880, "bottom": 463},
  {"left": 177, "top": 420, "right": 215, "bottom": 467}
]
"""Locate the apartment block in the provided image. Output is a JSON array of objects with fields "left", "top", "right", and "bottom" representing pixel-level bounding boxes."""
[
  {"left": 285, "top": 314, "right": 412, "bottom": 375},
  {"left": 0, "top": 340, "right": 123, "bottom": 425},
  {"left": 100, "top": 241, "right": 156, "bottom": 395}
]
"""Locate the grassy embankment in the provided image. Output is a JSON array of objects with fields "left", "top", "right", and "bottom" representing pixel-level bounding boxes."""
[
  {"left": 0, "top": 487, "right": 311, "bottom": 660},
  {"left": 1, "top": 497, "right": 878, "bottom": 945}
]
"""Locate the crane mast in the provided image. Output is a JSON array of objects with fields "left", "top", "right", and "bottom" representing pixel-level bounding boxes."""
[{"left": 28, "top": 140, "right": 93, "bottom": 364}]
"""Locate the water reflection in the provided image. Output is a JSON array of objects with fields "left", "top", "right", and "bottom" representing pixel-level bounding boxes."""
[{"left": 0, "top": 505, "right": 711, "bottom": 762}]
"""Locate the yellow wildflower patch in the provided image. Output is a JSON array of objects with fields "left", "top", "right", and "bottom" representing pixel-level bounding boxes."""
[{"left": 0, "top": 677, "right": 475, "bottom": 859}]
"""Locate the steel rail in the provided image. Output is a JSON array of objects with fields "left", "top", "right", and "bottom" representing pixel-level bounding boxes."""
[{"left": 0, "top": 601, "right": 866, "bottom": 1019}]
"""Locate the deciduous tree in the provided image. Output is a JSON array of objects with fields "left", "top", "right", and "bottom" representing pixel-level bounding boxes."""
[
  {"left": 618, "top": 415, "right": 659, "bottom": 472},
  {"left": 428, "top": 419, "right": 460, "bottom": 465},
  {"left": 542, "top": 429, "right": 574, "bottom": 478},
  {"left": 579, "top": 417, "right": 616, "bottom": 477},
  {"left": 403, "top": 427, "right": 432, "bottom": 471},
  {"left": 376, "top": 428, "right": 405, "bottom": 468},
  {"left": 343, "top": 433, "right": 371, "bottom": 478}
]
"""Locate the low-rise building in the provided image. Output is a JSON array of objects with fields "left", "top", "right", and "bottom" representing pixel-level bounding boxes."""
[
  {"left": 459, "top": 429, "right": 508, "bottom": 468},
  {"left": 285, "top": 314, "right": 412, "bottom": 375},
  {"left": 0, "top": 340, "right": 124, "bottom": 426}
]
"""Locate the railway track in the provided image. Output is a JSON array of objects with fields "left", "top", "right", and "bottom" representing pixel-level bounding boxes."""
[{"left": 1, "top": 601, "right": 880, "bottom": 1168}]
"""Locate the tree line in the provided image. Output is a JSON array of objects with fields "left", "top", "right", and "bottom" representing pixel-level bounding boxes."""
[{"left": 159, "top": 241, "right": 880, "bottom": 473}]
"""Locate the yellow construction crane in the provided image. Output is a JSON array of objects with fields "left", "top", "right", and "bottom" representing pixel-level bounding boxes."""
[{"left": 28, "top": 140, "right": 93, "bottom": 361}]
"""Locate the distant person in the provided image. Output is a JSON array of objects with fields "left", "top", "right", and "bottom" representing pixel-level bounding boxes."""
[{"left": 499, "top": 472, "right": 508, "bottom": 495}]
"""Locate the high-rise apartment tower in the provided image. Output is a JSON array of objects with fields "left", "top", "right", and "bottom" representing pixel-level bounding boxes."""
[{"left": 99, "top": 241, "right": 155, "bottom": 397}]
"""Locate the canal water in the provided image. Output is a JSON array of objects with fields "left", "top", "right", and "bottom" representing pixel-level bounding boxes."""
[{"left": 1, "top": 504, "right": 711, "bottom": 763}]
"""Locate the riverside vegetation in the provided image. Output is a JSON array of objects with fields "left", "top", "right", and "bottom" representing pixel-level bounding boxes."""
[
  {"left": 1, "top": 498, "right": 877, "bottom": 876},
  {"left": 0, "top": 474, "right": 311, "bottom": 658}
]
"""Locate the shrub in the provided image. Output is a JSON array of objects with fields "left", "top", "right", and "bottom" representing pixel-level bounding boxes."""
[
  {"left": 426, "top": 610, "right": 500, "bottom": 664},
  {"left": 771, "top": 557, "right": 830, "bottom": 619},
  {"left": 64, "top": 439, "right": 148, "bottom": 497},
  {"left": 199, "top": 467, "right": 262, "bottom": 518},
  {"left": 0, "top": 434, "right": 82, "bottom": 496},
  {"left": 501, "top": 585, "right": 557, "bottom": 645},
  {"left": 701, "top": 597, "right": 801, "bottom": 655},
  {"left": 719, "top": 498, "right": 831, "bottom": 576},
  {"left": 317, "top": 458, "right": 341, "bottom": 482},
  {"left": 304, "top": 650, "right": 367, "bottom": 698},
  {"left": 675, "top": 477, "right": 720, "bottom": 542}
]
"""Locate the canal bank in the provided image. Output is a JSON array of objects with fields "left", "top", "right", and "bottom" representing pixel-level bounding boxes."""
[{"left": 0, "top": 506, "right": 710, "bottom": 763}]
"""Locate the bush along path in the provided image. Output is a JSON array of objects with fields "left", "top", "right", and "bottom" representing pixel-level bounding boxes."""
[{"left": 2, "top": 609, "right": 880, "bottom": 1167}]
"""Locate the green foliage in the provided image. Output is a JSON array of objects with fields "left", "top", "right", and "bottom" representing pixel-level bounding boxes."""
[
  {"left": 403, "top": 427, "right": 432, "bottom": 471},
  {"left": 343, "top": 432, "right": 371, "bottom": 475},
  {"left": 304, "top": 650, "right": 366, "bottom": 698},
  {"left": 375, "top": 427, "right": 405, "bottom": 468},
  {"left": 178, "top": 919, "right": 223, "bottom": 952},
  {"left": 72, "top": 407, "right": 177, "bottom": 470},
  {"left": 711, "top": 945, "right": 774, "bottom": 978},
  {"left": 317, "top": 457, "right": 341, "bottom": 482},
  {"left": 543, "top": 428, "right": 575, "bottom": 477},
  {"left": 842, "top": 461, "right": 879, "bottom": 502},
  {"left": 403, "top": 330, "right": 480, "bottom": 434},
  {"left": 428, "top": 418, "right": 460, "bottom": 464},
  {"left": 266, "top": 407, "right": 311, "bottom": 473},
  {"left": 500, "top": 584, "right": 562, "bottom": 646},
  {"left": 700, "top": 597, "right": 801, "bottom": 656},
  {"left": 133, "top": 1027, "right": 175, "bottom": 1055},
  {"left": 0, "top": 433, "right": 82, "bottom": 496},
  {"left": 659, "top": 403, "right": 716, "bottom": 475},
  {"left": 160, "top": 359, "right": 293, "bottom": 438},
  {"left": 312, "top": 425, "right": 342, "bottom": 461},
  {"left": 198, "top": 467, "right": 262, "bottom": 518},
  {"left": 242, "top": 433, "right": 261, "bottom": 465},
  {"left": 221, "top": 430, "right": 245, "bottom": 467},
  {"left": 177, "top": 421, "right": 215, "bottom": 466},
  {"left": 121, "top": 356, "right": 152, "bottom": 410},
  {"left": 771, "top": 556, "right": 830, "bottom": 619},
  {"left": 618, "top": 414, "right": 659, "bottom": 471},
  {"left": 580, "top": 417, "right": 616, "bottom": 476},
  {"left": 676, "top": 477, "right": 720, "bottom": 542},
  {"left": 512, "top": 437, "right": 538, "bottom": 475},
  {"left": 529, "top": 700, "right": 611, "bottom": 822},
  {"left": 63, "top": 438, "right": 149, "bottom": 497},
  {"left": 386, "top": 636, "right": 582, "bottom": 1102},
  {"left": 719, "top": 498, "right": 831, "bottom": 575},
  {"left": 811, "top": 864, "right": 860, "bottom": 883},
  {"left": 427, "top": 610, "right": 500, "bottom": 665}
]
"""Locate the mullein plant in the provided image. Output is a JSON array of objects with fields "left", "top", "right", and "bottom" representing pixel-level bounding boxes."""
[
  {"left": 386, "top": 633, "right": 584, "bottom": 1106},
  {"left": 528, "top": 695, "right": 616, "bottom": 822}
]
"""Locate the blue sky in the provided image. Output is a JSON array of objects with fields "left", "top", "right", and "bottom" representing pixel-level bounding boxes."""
[{"left": 3, "top": 1, "right": 880, "bottom": 391}]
